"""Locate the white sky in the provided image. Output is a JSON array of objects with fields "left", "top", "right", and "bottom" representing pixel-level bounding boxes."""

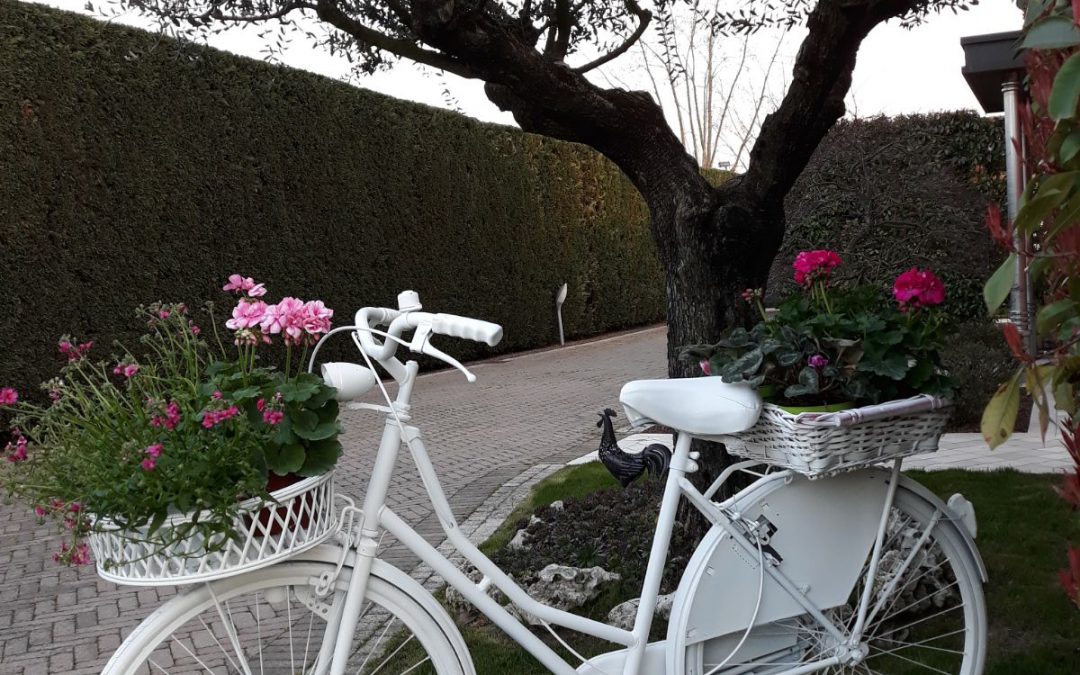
[{"left": 32, "top": 0, "right": 1022, "bottom": 142}]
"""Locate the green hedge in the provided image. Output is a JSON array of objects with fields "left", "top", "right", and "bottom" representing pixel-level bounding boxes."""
[
  {"left": 0, "top": 2, "right": 664, "bottom": 399},
  {"left": 772, "top": 112, "right": 1006, "bottom": 321}
]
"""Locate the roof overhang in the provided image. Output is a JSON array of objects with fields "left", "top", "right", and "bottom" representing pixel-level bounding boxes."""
[{"left": 960, "top": 30, "right": 1025, "bottom": 113}]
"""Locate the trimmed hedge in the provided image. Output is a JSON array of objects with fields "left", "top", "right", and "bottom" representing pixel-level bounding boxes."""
[
  {"left": 0, "top": 2, "right": 664, "bottom": 399},
  {"left": 772, "top": 112, "right": 1006, "bottom": 321}
]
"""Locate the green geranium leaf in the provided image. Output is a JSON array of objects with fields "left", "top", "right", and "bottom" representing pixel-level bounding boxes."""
[
  {"left": 907, "top": 359, "right": 935, "bottom": 388},
  {"left": 270, "top": 444, "right": 306, "bottom": 474},
  {"left": 292, "top": 409, "right": 319, "bottom": 432},
  {"left": 279, "top": 380, "right": 320, "bottom": 403},
  {"left": 306, "top": 384, "right": 338, "bottom": 408},
  {"left": 299, "top": 439, "right": 343, "bottom": 476},
  {"left": 273, "top": 417, "right": 297, "bottom": 445},
  {"left": 230, "top": 386, "right": 261, "bottom": 400},
  {"left": 293, "top": 420, "right": 341, "bottom": 442},
  {"left": 858, "top": 352, "right": 909, "bottom": 380},
  {"left": 314, "top": 399, "right": 340, "bottom": 423}
]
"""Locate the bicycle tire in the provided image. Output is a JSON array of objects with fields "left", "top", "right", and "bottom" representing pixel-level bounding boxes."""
[
  {"left": 102, "top": 559, "right": 472, "bottom": 675},
  {"left": 682, "top": 486, "right": 987, "bottom": 674}
]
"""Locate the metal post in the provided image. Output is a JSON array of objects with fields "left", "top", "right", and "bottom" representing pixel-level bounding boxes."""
[
  {"left": 555, "top": 283, "right": 567, "bottom": 346},
  {"left": 1002, "top": 78, "right": 1036, "bottom": 355}
]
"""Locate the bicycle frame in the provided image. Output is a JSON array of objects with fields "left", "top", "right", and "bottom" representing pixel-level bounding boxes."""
[{"left": 320, "top": 351, "right": 908, "bottom": 675}]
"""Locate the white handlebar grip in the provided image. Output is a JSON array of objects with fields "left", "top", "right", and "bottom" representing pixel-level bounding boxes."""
[{"left": 432, "top": 314, "right": 503, "bottom": 346}]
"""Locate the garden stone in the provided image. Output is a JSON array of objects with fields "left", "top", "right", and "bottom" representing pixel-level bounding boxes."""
[
  {"left": 508, "top": 528, "right": 531, "bottom": 551},
  {"left": 444, "top": 568, "right": 506, "bottom": 614},
  {"left": 606, "top": 593, "right": 675, "bottom": 630},
  {"left": 529, "top": 514, "right": 543, "bottom": 526},
  {"left": 513, "top": 564, "right": 620, "bottom": 625},
  {"left": 550, "top": 500, "right": 565, "bottom": 511}
]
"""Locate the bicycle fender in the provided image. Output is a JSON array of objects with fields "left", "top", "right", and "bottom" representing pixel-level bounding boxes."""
[
  {"left": 666, "top": 469, "right": 892, "bottom": 672},
  {"left": 293, "top": 544, "right": 477, "bottom": 675},
  {"left": 897, "top": 474, "right": 988, "bottom": 583}
]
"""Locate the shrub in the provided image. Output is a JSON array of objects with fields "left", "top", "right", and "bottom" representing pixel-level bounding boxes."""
[
  {"left": 773, "top": 112, "right": 1006, "bottom": 323},
  {"left": 0, "top": 1, "right": 665, "bottom": 404}
]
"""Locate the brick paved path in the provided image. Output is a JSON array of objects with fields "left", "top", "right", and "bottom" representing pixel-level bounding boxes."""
[{"left": 0, "top": 326, "right": 667, "bottom": 674}]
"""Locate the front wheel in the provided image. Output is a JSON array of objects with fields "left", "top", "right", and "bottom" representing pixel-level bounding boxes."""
[{"left": 103, "top": 560, "right": 472, "bottom": 675}]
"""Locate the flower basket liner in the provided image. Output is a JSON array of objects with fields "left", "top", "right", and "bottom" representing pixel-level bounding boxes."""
[
  {"left": 722, "top": 396, "right": 950, "bottom": 478},
  {"left": 88, "top": 470, "right": 337, "bottom": 586}
]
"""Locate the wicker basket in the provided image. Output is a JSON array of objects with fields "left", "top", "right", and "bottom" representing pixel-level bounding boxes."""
[
  {"left": 722, "top": 396, "right": 950, "bottom": 478},
  {"left": 88, "top": 470, "right": 337, "bottom": 586}
]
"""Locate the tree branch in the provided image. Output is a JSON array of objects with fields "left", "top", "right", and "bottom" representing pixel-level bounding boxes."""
[
  {"left": 550, "top": 0, "right": 573, "bottom": 59},
  {"left": 314, "top": 0, "right": 473, "bottom": 78},
  {"left": 573, "top": 1, "right": 652, "bottom": 73},
  {"left": 742, "top": 0, "right": 922, "bottom": 203}
]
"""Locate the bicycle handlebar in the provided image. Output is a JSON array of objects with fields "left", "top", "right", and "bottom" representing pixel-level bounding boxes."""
[
  {"left": 353, "top": 293, "right": 503, "bottom": 375},
  {"left": 430, "top": 313, "right": 503, "bottom": 346}
]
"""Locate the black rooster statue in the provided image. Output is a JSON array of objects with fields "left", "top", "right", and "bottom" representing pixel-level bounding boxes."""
[{"left": 596, "top": 408, "right": 672, "bottom": 488}]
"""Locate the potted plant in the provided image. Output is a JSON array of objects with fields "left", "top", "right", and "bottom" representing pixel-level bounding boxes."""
[
  {"left": 682, "top": 250, "right": 956, "bottom": 410},
  {"left": 0, "top": 276, "right": 342, "bottom": 577}
]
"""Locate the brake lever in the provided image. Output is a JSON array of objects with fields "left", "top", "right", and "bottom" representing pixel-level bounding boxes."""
[
  {"left": 422, "top": 342, "right": 477, "bottom": 383},
  {"left": 409, "top": 319, "right": 477, "bottom": 383}
]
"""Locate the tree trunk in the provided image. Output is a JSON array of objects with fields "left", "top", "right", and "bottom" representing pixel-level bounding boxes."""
[{"left": 661, "top": 195, "right": 785, "bottom": 377}]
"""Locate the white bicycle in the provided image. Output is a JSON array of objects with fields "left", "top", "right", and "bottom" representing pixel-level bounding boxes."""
[{"left": 102, "top": 291, "right": 988, "bottom": 675}]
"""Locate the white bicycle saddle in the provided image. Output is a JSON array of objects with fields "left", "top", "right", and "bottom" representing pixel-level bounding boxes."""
[{"left": 619, "top": 377, "right": 762, "bottom": 436}]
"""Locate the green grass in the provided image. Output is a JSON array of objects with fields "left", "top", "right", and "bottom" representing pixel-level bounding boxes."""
[
  {"left": 454, "top": 467, "right": 1080, "bottom": 673},
  {"left": 479, "top": 463, "right": 622, "bottom": 555}
]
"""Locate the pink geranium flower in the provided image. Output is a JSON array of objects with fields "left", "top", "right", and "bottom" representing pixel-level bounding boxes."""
[
  {"left": 70, "top": 543, "right": 91, "bottom": 566},
  {"left": 302, "top": 300, "right": 334, "bottom": 337},
  {"left": 793, "top": 250, "right": 842, "bottom": 287},
  {"left": 808, "top": 354, "right": 829, "bottom": 369},
  {"left": 201, "top": 406, "right": 240, "bottom": 429},
  {"left": 699, "top": 360, "right": 712, "bottom": 376},
  {"left": 58, "top": 339, "right": 94, "bottom": 362},
  {"left": 0, "top": 388, "right": 17, "bottom": 405},
  {"left": 263, "top": 410, "right": 285, "bottom": 425},
  {"left": 141, "top": 457, "right": 157, "bottom": 471},
  {"left": 893, "top": 268, "right": 946, "bottom": 310},
  {"left": 6, "top": 436, "right": 28, "bottom": 463},
  {"left": 225, "top": 300, "right": 268, "bottom": 330},
  {"left": 144, "top": 443, "right": 163, "bottom": 459},
  {"left": 261, "top": 297, "right": 307, "bottom": 345}
]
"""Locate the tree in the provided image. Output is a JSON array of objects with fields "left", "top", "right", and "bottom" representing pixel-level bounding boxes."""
[{"left": 114, "top": 0, "right": 968, "bottom": 377}]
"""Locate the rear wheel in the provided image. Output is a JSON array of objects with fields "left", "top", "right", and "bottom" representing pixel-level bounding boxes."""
[
  {"left": 685, "top": 487, "right": 987, "bottom": 674},
  {"left": 103, "top": 561, "right": 470, "bottom": 674}
]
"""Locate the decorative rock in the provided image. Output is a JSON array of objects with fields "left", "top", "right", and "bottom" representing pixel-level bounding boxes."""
[
  {"left": 606, "top": 593, "right": 675, "bottom": 630},
  {"left": 444, "top": 568, "right": 507, "bottom": 614},
  {"left": 550, "top": 500, "right": 565, "bottom": 512},
  {"left": 508, "top": 528, "right": 531, "bottom": 551},
  {"left": 606, "top": 597, "right": 641, "bottom": 630},
  {"left": 513, "top": 564, "right": 620, "bottom": 625},
  {"left": 528, "top": 514, "right": 543, "bottom": 527}
]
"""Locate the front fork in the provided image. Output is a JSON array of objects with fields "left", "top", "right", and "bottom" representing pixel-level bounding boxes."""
[{"left": 319, "top": 406, "right": 409, "bottom": 675}]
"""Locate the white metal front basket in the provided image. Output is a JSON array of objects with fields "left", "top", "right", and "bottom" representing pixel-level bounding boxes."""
[
  {"left": 88, "top": 470, "right": 337, "bottom": 586},
  {"left": 722, "top": 395, "right": 951, "bottom": 478}
]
